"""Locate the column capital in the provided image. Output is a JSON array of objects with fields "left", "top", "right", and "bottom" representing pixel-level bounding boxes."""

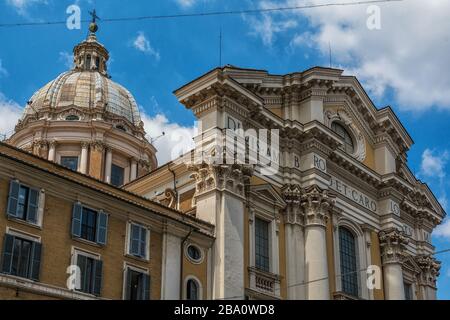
[
  {"left": 282, "top": 184, "right": 304, "bottom": 226},
  {"left": 301, "top": 185, "right": 335, "bottom": 228},
  {"left": 378, "top": 228, "right": 409, "bottom": 265},
  {"left": 81, "top": 141, "right": 90, "bottom": 149},
  {"left": 189, "top": 162, "right": 253, "bottom": 198},
  {"left": 90, "top": 140, "right": 105, "bottom": 152},
  {"left": 415, "top": 255, "right": 441, "bottom": 288},
  {"left": 49, "top": 140, "right": 57, "bottom": 148}
]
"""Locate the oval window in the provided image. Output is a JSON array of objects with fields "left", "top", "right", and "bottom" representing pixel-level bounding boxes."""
[
  {"left": 116, "top": 125, "right": 127, "bottom": 132},
  {"left": 186, "top": 245, "right": 202, "bottom": 263},
  {"left": 65, "top": 115, "right": 80, "bottom": 121}
]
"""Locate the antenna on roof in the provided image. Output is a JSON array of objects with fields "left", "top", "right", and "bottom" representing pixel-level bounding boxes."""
[
  {"left": 219, "top": 27, "right": 223, "bottom": 67},
  {"left": 328, "top": 41, "right": 332, "bottom": 68}
]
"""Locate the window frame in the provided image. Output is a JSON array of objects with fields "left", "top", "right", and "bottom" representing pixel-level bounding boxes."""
[
  {"left": 184, "top": 243, "right": 204, "bottom": 265},
  {"left": 125, "top": 222, "right": 150, "bottom": 261},
  {"left": 338, "top": 226, "right": 359, "bottom": 298},
  {"left": 111, "top": 163, "right": 125, "bottom": 187},
  {"left": 71, "top": 203, "right": 108, "bottom": 246},
  {"left": 60, "top": 156, "right": 79, "bottom": 171},
  {"left": 122, "top": 263, "right": 150, "bottom": 300},
  {"left": 254, "top": 217, "right": 271, "bottom": 273},
  {"left": 71, "top": 247, "right": 102, "bottom": 296},
  {"left": 6, "top": 180, "right": 43, "bottom": 227},
  {"left": 183, "top": 275, "right": 202, "bottom": 300},
  {"left": 331, "top": 121, "right": 355, "bottom": 155}
]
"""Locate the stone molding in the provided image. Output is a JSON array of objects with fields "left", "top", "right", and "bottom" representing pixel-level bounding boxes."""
[
  {"left": 378, "top": 228, "right": 409, "bottom": 265},
  {"left": 189, "top": 162, "right": 253, "bottom": 198},
  {"left": 415, "top": 255, "right": 441, "bottom": 288}
]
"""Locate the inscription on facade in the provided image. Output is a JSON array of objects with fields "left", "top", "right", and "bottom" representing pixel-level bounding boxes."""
[{"left": 329, "top": 176, "right": 378, "bottom": 213}]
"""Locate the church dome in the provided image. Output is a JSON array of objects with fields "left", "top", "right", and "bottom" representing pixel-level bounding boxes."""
[
  {"left": 23, "top": 69, "right": 142, "bottom": 126},
  {"left": 9, "top": 21, "right": 157, "bottom": 185}
]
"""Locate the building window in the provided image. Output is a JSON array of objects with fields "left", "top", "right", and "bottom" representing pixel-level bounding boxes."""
[
  {"left": 339, "top": 227, "right": 359, "bottom": 297},
  {"left": 186, "top": 244, "right": 202, "bottom": 263},
  {"left": 111, "top": 164, "right": 125, "bottom": 187},
  {"left": 72, "top": 203, "right": 108, "bottom": 245},
  {"left": 255, "top": 218, "right": 270, "bottom": 272},
  {"left": 61, "top": 156, "right": 79, "bottom": 171},
  {"left": 7, "top": 180, "right": 40, "bottom": 225},
  {"left": 128, "top": 223, "right": 149, "bottom": 259},
  {"left": 76, "top": 253, "right": 103, "bottom": 296},
  {"left": 124, "top": 267, "right": 150, "bottom": 300},
  {"left": 1, "top": 234, "right": 41, "bottom": 281},
  {"left": 65, "top": 115, "right": 80, "bottom": 121},
  {"left": 85, "top": 55, "right": 91, "bottom": 69},
  {"left": 404, "top": 282, "right": 413, "bottom": 300},
  {"left": 331, "top": 122, "right": 354, "bottom": 154},
  {"left": 186, "top": 279, "right": 200, "bottom": 300}
]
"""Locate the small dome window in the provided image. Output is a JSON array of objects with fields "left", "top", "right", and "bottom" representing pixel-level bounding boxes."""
[
  {"left": 116, "top": 125, "right": 127, "bottom": 132},
  {"left": 65, "top": 115, "right": 80, "bottom": 121}
]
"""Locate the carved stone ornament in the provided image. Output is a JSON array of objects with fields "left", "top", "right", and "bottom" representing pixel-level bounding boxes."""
[
  {"left": 300, "top": 185, "right": 335, "bottom": 228},
  {"left": 378, "top": 228, "right": 409, "bottom": 265},
  {"left": 189, "top": 163, "right": 253, "bottom": 197},
  {"left": 324, "top": 108, "right": 366, "bottom": 161},
  {"left": 415, "top": 255, "right": 441, "bottom": 287},
  {"left": 281, "top": 184, "right": 304, "bottom": 226},
  {"left": 156, "top": 188, "right": 177, "bottom": 209}
]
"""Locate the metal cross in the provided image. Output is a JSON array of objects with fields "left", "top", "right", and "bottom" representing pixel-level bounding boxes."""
[{"left": 89, "top": 9, "right": 100, "bottom": 23}]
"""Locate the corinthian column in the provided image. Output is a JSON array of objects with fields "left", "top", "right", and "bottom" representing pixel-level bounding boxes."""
[
  {"left": 379, "top": 228, "right": 408, "bottom": 300},
  {"left": 416, "top": 255, "right": 440, "bottom": 300},
  {"left": 104, "top": 147, "right": 113, "bottom": 183},
  {"left": 301, "top": 185, "right": 335, "bottom": 300},
  {"left": 282, "top": 184, "right": 306, "bottom": 300}
]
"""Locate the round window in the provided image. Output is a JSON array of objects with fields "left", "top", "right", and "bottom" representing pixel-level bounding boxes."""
[
  {"left": 65, "top": 115, "right": 80, "bottom": 121},
  {"left": 186, "top": 244, "right": 202, "bottom": 263}
]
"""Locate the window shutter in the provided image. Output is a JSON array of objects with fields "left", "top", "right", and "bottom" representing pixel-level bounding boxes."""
[
  {"left": 30, "top": 241, "right": 42, "bottom": 281},
  {"left": 1, "top": 234, "right": 15, "bottom": 274},
  {"left": 6, "top": 180, "right": 20, "bottom": 218},
  {"left": 125, "top": 268, "right": 132, "bottom": 300},
  {"left": 76, "top": 254, "right": 87, "bottom": 292},
  {"left": 92, "top": 259, "right": 103, "bottom": 296},
  {"left": 142, "top": 274, "right": 150, "bottom": 300},
  {"left": 139, "top": 228, "right": 147, "bottom": 259},
  {"left": 27, "top": 188, "right": 40, "bottom": 224},
  {"left": 96, "top": 211, "right": 108, "bottom": 245},
  {"left": 130, "top": 224, "right": 140, "bottom": 256},
  {"left": 71, "top": 202, "right": 83, "bottom": 237}
]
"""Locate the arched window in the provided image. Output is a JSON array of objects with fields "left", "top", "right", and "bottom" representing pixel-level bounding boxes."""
[
  {"left": 339, "top": 227, "right": 359, "bottom": 297},
  {"left": 85, "top": 55, "right": 91, "bottom": 70},
  {"left": 331, "top": 122, "right": 354, "bottom": 154},
  {"left": 186, "top": 279, "right": 199, "bottom": 300}
]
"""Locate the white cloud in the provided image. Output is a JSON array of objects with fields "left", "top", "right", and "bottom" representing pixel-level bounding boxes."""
[
  {"left": 434, "top": 218, "right": 450, "bottom": 239},
  {"left": 6, "top": 0, "right": 48, "bottom": 15},
  {"left": 248, "top": 0, "right": 450, "bottom": 110},
  {"left": 420, "top": 149, "right": 449, "bottom": 179},
  {"left": 141, "top": 112, "right": 195, "bottom": 165},
  {"left": 175, "top": 0, "right": 198, "bottom": 7},
  {"left": 58, "top": 51, "right": 74, "bottom": 69},
  {"left": 0, "top": 93, "right": 23, "bottom": 139},
  {"left": 132, "top": 32, "right": 160, "bottom": 61},
  {"left": 0, "top": 60, "right": 8, "bottom": 78}
]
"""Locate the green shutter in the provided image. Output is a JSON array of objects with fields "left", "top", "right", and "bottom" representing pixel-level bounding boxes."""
[
  {"left": 71, "top": 203, "right": 83, "bottom": 237},
  {"left": 125, "top": 269, "right": 132, "bottom": 300},
  {"left": 76, "top": 254, "right": 87, "bottom": 292},
  {"left": 1, "top": 234, "right": 15, "bottom": 274},
  {"left": 29, "top": 242, "right": 42, "bottom": 281},
  {"left": 92, "top": 259, "right": 103, "bottom": 296},
  {"left": 27, "top": 189, "right": 40, "bottom": 224},
  {"left": 142, "top": 274, "right": 150, "bottom": 300},
  {"left": 6, "top": 180, "right": 20, "bottom": 218},
  {"left": 96, "top": 211, "right": 108, "bottom": 245}
]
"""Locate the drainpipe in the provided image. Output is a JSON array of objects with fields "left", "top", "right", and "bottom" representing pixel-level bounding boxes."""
[
  {"left": 168, "top": 164, "right": 178, "bottom": 209},
  {"left": 180, "top": 228, "right": 194, "bottom": 299}
]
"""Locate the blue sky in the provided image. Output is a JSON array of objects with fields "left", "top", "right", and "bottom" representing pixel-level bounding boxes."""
[{"left": 1, "top": 0, "right": 450, "bottom": 299}]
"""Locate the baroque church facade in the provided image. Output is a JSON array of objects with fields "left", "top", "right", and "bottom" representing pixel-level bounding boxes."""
[{"left": 0, "top": 23, "right": 444, "bottom": 300}]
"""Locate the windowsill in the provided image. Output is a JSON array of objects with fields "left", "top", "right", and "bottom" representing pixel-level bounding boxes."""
[
  {"left": 124, "top": 253, "right": 150, "bottom": 263},
  {"left": 0, "top": 272, "right": 37, "bottom": 283},
  {"left": 7, "top": 216, "right": 42, "bottom": 230},
  {"left": 72, "top": 237, "right": 104, "bottom": 248}
]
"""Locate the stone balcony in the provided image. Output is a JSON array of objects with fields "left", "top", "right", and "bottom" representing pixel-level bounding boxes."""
[{"left": 248, "top": 267, "right": 282, "bottom": 299}]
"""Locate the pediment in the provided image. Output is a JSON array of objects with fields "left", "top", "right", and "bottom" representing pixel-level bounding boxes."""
[{"left": 250, "top": 184, "right": 286, "bottom": 208}]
